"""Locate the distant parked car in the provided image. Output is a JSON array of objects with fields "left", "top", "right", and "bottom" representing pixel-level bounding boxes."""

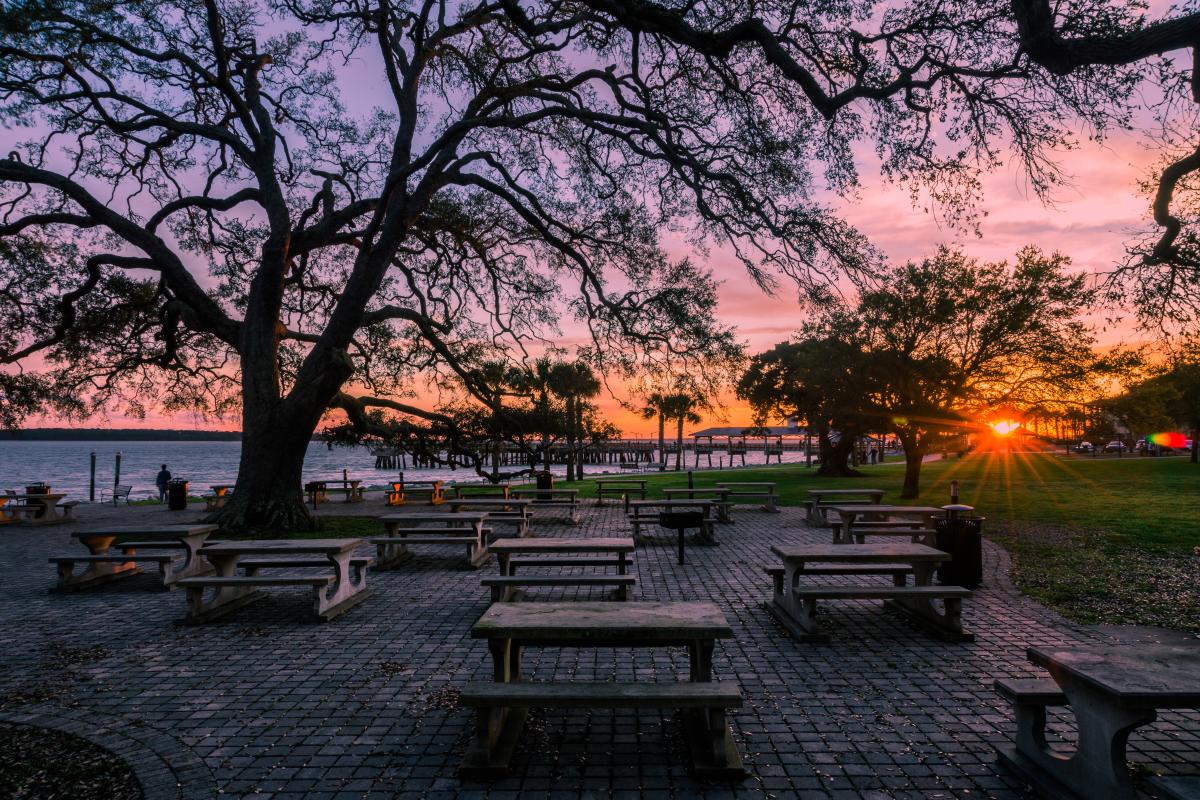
[
  {"left": 1104, "top": 440, "right": 1125, "bottom": 453},
  {"left": 1074, "top": 441, "right": 1094, "bottom": 453}
]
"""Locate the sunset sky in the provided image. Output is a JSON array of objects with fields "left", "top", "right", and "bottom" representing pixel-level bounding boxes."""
[{"left": 55, "top": 129, "right": 1154, "bottom": 438}]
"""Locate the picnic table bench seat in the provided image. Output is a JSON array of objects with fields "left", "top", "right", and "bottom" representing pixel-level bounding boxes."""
[
  {"left": 763, "top": 564, "right": 913, "bottom": 594},
  {"left": 480, "top": 574, "right": 636, "bottom": 603},
  {"left": 460, "top": 680, "right": 743, "bottom": 780},
  {"left": 238, "top": 556, "right": 373, "bottom": 572},
  {"left": 994, "top": 677, "right": 1068, "bottom": 706},
  {"left": 509, "top": 556, "right": 626, "bottom": 570},
  {"left": 846, "top": 525, "right": 937, "bottom": 545}
]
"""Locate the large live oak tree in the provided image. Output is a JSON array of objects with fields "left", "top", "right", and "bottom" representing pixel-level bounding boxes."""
[{"left": 0, "top": 0, "right": 1150, "bottom": 529}]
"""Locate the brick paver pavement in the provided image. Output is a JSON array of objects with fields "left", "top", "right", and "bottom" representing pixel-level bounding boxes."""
[{"left": 0, "top": 496, "right": 1196, "bottom": 799}]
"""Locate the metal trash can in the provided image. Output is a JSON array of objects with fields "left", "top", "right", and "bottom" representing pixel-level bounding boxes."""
[
  {"left": 535, "top": 470, "right": 554, "bottom": 501},
  {"left": 935, "top": 506, "right": 984, "bottom": 589},
  {"left": 167, "top": 478, "right": 189, "bottom": 511}
]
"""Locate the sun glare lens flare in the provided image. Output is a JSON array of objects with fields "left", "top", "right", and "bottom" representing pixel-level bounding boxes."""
[
  {"left": 1149, "top": 432, "right": 1188, "bottom": 448},
  {"left": 990, "top": 420, "right": 1020, "bottom": 436}
]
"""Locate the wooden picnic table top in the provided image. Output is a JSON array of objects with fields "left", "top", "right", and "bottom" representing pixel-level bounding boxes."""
[
  {"left": 392, "top": 480, "right": 443, "bottom": 488},
  {"left": 489, "top": 537, "right": 635, "bottom": 554},
  {"left": 714, "top": 482, "right": 776, "bottom": 489},
  {"left": 807, "top": 488, "right": 885, "bottom": 497},
  {"left": 18, "top": 493, "right": 66, "bottom": 503},
  {"left": 379, "top": 512, "right": 489, "bottom": 523},
  {"left": 594, "top": 478, "right": 647, "bottom": 485},
  {"left": 450, "top": 498, "right": 533, "bottom": 506},
  {"left": 771, "top": 542, "right": 949, "bottom": 563},
  {"left": 199, "top": 538, "right": 363, "bottom": 556},
  {"left": 74, "top": 524, "right": 218, "bottom": 540},
  {"left": 511, "top": 488, "right": 579, "bottom": 497},
  {"left": 471, "top": 601, "right": 733, "bottom": 641},
  {"left": 453, "top": 483, "right": 511, "bottom": 490},
  {"left": 826, "top": 504, "right": 943, "bottom": 514},
  {"left": 662, "top": 487, "right": 730, "bottom": 495},
  {"left": 628, "top": 498, "right": 715, "bottom": 509},
  {"left": 1028, "top": 645, "right": 1200, "bottom": 707}
]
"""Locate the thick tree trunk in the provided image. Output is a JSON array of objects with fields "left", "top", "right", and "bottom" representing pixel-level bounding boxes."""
[
  {"left": 658, "top": 414, "right": 665, "bottom": 466},
  {"left": 212, "top": 410, "right": 318, "bottom": 532},
  {"left": 815, "top": 429, "right": 860, "bottom": 477},
  {"left": 900, "top": 439, "right": 925, "bottom": 499}
]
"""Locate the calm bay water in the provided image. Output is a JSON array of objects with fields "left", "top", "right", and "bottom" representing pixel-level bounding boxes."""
[{"left": 0, "top": 439, "right": 814, "bottom": 501}]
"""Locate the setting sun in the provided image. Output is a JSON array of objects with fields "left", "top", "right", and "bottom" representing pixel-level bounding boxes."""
[{"left": 990, "top": 420, "right": 1021, "bottom": 436}]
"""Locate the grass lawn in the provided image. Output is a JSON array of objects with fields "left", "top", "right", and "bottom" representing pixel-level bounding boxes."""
[{"left": 280, "top": 452, "right": 1200, "bottom": 632}]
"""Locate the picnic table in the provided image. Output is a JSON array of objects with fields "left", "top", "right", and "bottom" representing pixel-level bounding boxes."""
[
  {"left": 459, "top": 601, "right": 744, "bottom": 780},
  {"left": 50, "top": 524, "right": 218, "bottom": 591},
  {"left": 593, "top": 478, "right": 647, "bottom": 510},
  {"left": 452, "top": 483, "right": 511, "bottom": 499},
  {"left": 13, "top": 492, "right": 73, "bottom": 525},
  {"left": 714, "top": 482, "right": 779, "bottom": 513},
  {"left": 627, "top": 499, "right": 719, "bottom": 546},
  {"left": 178, "top": 538, "right": 372, "bottom": 623},
  {"left": 825, "top": 504, "right": 943, "bottom": 545},
  {"left": 374, "top": 511, "right": 491, "bottom": 568},
  {"left": 765, "top": 542, "right": 972, "bottom": 641},
  {"left": 661, "top": 487, "right": 733, "bottom": 522},
  {"left": 996, "top": 644, "right": 1200, "bottom": 800},
  {"left": 205, "top": 484, "right": 233, "bottom": 511},
  {"left": 485, "top": 537, "right": 636, "bottom": 601},
  {"left": 447, "top": 498, "right": 532, "bottom": 537},
  {"left": 328, "top": 479, "right": 364, "bottom": 502},
  {"left": 509, "top": 488, "right": 581, "bottom": 524},
  {"left": 804, "top": 488, "right": 885, "bottom": 522},
  {"left": 386, "top": 479, "right": 445, "bottom": 506}
]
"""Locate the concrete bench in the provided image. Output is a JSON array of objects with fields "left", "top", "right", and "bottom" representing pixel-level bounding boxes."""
[
  {"left": 791, "top": 584, "right": 971, "bottom": 641},
  {"left": 477, "top": 510, "right": 530, "bottom": 538},
  {"left": 238, "top": 557, "right": 373, "bottom": 573},
  {"left": 177, "top": 575, "right": 334, "bottom": 623},
  {"left": 849, "top": 525, "right": 937, "bottom": 546},
  {"left": 763, "top": 564, "right": 913, "bottom": 595},
  {"left": 401, "top": 486, "right": 445, "bottom": 505},
  {"left": 203, "top": 494, "right": 226, "bottom": 512},
  {"left": 509, "top": 557, "right": 626, "bottom": 571},
  {"left": 459, "top": 681, "right": 743, "bottom": 780},
  {"left": 994, "top": 677, "right": 1068, "bottom": 706},
  {"left": 49, "top": 553, "right": 175, "bottom": 592},
  {"left": 480, "top": 574, "right": 636, "bottom": 602}
]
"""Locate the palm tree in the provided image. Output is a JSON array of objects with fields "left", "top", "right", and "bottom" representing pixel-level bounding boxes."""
[
  {"left": 548, "top": 361, "right": 602, "bottom": 480},
  {"left": 639, "top": 392, "right": 671, "bottom": 469},
  {"left": 662, "top": 393, "right": 703, "bottom": 471}
]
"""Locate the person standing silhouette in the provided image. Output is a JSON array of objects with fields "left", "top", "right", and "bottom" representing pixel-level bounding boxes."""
[{"left": 155, "top": 464, "right": 172, "bottom": 503}]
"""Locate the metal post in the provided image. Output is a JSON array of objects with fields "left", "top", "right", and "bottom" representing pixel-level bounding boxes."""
[
  {"left": 89, "top": 451, "right": 96, "bottom": 502},
  {"left": 950, "top": 479, "right": 959, "bottom": 505},
  {"left": 687, "top": 469, "right": 694, "bottom": 489},
  {"left": 114, "top": 451, "right": 121, "bottom": 487}
]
